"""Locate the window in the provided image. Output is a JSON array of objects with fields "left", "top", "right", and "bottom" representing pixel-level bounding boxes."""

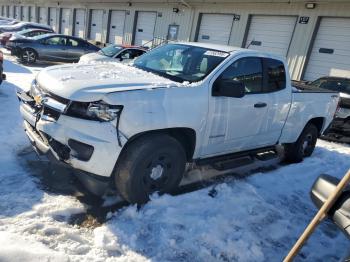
[
  {"left": 45, "top": 37, "right": 66, "bottom": 46},
  {"left": 134, "top": 44, "right": 228, "bottom": 83},
  {"left": 220, "top": 57, "right": 263, "bottom": 94},
  {"left": 117, "top": 49, "right": 146, "bottom": 60},
  {"left": 264, "top": 58, "right": 286, "bottom": 92},
  {"left": 66, "top": 38, "right": 79, "bottom": 47}
]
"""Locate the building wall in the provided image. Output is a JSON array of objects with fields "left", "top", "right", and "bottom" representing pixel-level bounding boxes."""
[{"left": 0, "top": 0, "right": 349, "bottom": 80}]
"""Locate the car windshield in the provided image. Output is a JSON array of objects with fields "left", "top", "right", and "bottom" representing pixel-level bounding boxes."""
[
  {"left": 311, "top": 78, "right": 350, "bottom": 94},
  {"left": 133, "top": 44, "right": 229, "bottom": 83},
  {"left": 98, "top": 45, "right": 122, "bottom": 57}
]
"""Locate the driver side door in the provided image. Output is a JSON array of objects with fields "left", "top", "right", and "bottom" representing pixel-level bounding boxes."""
[{"left": 201, "top": 56, "right": 272, "bottom": 157}]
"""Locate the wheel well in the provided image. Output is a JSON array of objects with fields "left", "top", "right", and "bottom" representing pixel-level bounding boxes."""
[
  {"left": 308, "top": 117, "right": 325, "bottom": 135},
  {"left": 126, "top": 128, "right": 196, "bottom": 161}
]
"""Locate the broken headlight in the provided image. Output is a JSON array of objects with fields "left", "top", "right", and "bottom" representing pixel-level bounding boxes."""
[{"left": 66, "top": 101, "right": 123, "bottom": 122}]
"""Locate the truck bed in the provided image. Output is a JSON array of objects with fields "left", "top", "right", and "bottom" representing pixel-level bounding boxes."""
[{"left": 292, "top": 80, "right": 339, "bottom": 93}]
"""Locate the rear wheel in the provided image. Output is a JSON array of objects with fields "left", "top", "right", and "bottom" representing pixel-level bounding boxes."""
[
  {"left": 284, "top": 123, "right": 318, "bottom": 163},
  {"left": 114, "top": 134, "right": 186, "bottom": 204},
  {"left": 21, "top": 48, "right": 37, "bottom": 64}
]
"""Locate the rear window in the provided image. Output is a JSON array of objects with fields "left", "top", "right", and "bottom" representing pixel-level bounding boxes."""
[{"left": 264, "top": 58, "right": 286, "bottom": 92}]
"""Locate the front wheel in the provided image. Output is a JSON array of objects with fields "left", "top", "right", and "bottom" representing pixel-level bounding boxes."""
[
  {"left": 284, "top": 123, "right": 319, "bottom": 163},
  {"left": 114, "top": 134, "right": 186, "bottom": 204},
  {"left": 21, "top": 49, "right": 37, "bottom": 64}
]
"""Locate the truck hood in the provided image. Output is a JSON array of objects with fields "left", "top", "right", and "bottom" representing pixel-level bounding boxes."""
[{"left": 36, "top": 63, "right": 178, "bottom": 102}]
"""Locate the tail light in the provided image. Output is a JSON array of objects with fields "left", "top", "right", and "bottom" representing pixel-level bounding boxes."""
[{"left": 0, "top": 51, "right": 3, "bottom": 63}]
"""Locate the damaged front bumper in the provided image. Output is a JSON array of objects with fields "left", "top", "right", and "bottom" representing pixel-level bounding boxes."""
[{"left": 17, "top": 91, "right": 126, "bottom": 195}]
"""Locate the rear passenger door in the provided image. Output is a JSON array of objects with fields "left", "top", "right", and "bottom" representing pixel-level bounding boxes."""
[
  {"left": 39, "top": 36, "right": 67, "bottom": 61},
  {"left": 65, "top": 38, "right": 87, "bottom": 61}
]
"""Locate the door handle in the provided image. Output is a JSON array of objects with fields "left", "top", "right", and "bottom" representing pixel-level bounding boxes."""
[{"left": 254, "top": 102, "right": 267, "bottom": 108}]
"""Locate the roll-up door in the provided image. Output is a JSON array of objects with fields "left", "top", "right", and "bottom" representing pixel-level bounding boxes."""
[
  {"left": 304, "top": 18, "right": 350, "bottom": 80},
  {"left": 38, "top": 7, "right": 48, "bottom": 25},
  {"left": 74, "top": 9, "right": 86, "bottom": 38},
  {"left": 197, "top": 14, "right": 234, "bottom": 45},
  {"left": 245, "top": 15, "right": 297, "bottom": 57},
  {"left": 21, "top": 6, "right": 29, "bottom": 21},
  {"left": 89, "top": 9, "right": 103, "bottom": 42},
  {"left": 108, "top": 10, "right": 126, "bottom": 44},
  {"left": 60, "top": 8, "right": 71, "bottom": 35},
  {"left": 49, "top": 8, "right": 58, "bottom": 31},
  {"left": 134, "top": 11, "right": 157, "bottom": 46}
]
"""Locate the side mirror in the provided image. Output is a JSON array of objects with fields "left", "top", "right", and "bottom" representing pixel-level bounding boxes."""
[{"left": 212, "top": 78, "right": 245, "bottom": 98}]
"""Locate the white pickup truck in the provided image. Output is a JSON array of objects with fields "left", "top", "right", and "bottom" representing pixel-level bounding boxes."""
[{"left": 17, "top": 42, "right": 339, "bottom": 204}]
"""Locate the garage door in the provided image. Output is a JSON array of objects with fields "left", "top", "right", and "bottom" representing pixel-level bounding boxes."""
[
  {"left": 197, "top": 14, "right": 234, "bottom": 45},
  {"left": 38, "top": 7, "right": 47, "bottom": 24},
  {"left": 14, "top": 6, "right": 20, "bottom": 20},
  {"left": 89, "top": 9, "right": 103, "bottom": 42},
  {"left": 134, "top": 11, "right": 156, "bottom": 46},
  {"left": 21, "top": 6, "right": 29, "bottom": 21},
  {"left": 304, "top": 18, "right": 350, "bottom": 81},
  {"left": 74, "top": 9, "right": 86, "bottom": 38},
  {"left": 49, "top": 8, "right": 58, "bottom": 31},
  {"left": 60, "top": 8, "right": 71, "bottom": 35},
  {"left": 29, "top": 6, "right": 35, "bottom": 22},
  {"left": 245, "top": 15, "right": 297, "bottom": 57},
  {"left": 1, "top": 6, "right": 4, "bottom": 17},
  {"left": 9, "top": 6, "right": 14, "bottom": 18},
  {"left": 108, "top": 10, "right": 125, "bottom": 44}
]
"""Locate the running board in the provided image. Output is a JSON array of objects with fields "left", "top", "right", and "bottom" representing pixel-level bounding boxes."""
[{"left": 196, "top": 146, "right": 277, "bottom": 171}]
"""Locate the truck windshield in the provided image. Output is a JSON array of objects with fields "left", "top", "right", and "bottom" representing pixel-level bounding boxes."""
[
  {"left": 133, "top": 44, "right": 229, "bottom": 83},
  {"left": 311, "top": 77, "right": 350, "bottom": 94}
]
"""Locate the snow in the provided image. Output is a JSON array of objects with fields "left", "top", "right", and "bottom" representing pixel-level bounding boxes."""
[{"left": 0, "top": 52, "right": 349, "bottom": 261}]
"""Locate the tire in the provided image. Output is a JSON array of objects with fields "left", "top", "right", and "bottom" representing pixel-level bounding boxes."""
[
  {"left": 21, "top": 48, "right": 37, "bottom": 64},
  {"left": 114, "top": 134, "right": 186, "bottom": 204},
  {"left": 284, "top": 123, "right": 319, "bottom": 163}
]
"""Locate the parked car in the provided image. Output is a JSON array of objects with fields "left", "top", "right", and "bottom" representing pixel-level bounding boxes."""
[
  {"left": 0, "top": 17, "right": 18, "bottom": 26},
  {"left": 294, "top": 77, "right": 350, "bottom": 142},
  {"left": 12, "top": 33, "right": 100, "bottom": 63},
  {"left": 1, "top": 28, "right": 54, "bottom": 46},
  {"left": 16, "top": 42, "right": 339, "bottom": 204},
  {"left": 79, "top": 44, "right": 147, "bottom": 63},
  {"left": 0, "top": 22, "right": 52, "bottom": 34}
]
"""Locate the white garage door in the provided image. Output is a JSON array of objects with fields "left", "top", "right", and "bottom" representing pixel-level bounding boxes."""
[
  {"left": 49, "top": 8, "right": 58, "bottom": 31},
  {"left": 61, "top": 8, "right": 71, "bottom": 35},
  {"left": 134, "top": 11, "right": 156, "bottom": 46},
  {"left": 14, "top": 6, "right": 20, "bottom": 20},
  {"left": 108, "top": 10, "right": 126, "bottom": 44},
  {"left": 304, "top": 18, "right": 350, "bottom": 81},
  {"left": 9, "top": 6, "right": 14, "bottom": 18},
  {"left": 90, "top": 9, "right": 103, "bottom": 42},
  {"left": 38, "top": 7, "right": 48, "bottom": 24},
  {"left": 74, "top": 9, "right": 86, "bottom": 38},
  {"left": 197, "top": 14, "right": 234, "bottom": 45},
  {"left": 245, "top": 15, "right": 297, "bottom": 57},
  {"left": 29, "top": 6, "right": 35, "bottom": 22},
  {"left": 21, "top": 6, "right": 29, "bottom": 21}
]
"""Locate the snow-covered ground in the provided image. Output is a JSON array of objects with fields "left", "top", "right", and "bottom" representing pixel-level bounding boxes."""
[{"left": 0, "top": 54, "right": 349, "bottom": 262}]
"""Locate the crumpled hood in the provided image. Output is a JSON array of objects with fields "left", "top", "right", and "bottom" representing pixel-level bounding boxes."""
[
  {"left": 36, "top": 63, "right": 178, "bottom": 102},
  {"left": 79, "top": 52, "right": 112, "bottom": 63}
]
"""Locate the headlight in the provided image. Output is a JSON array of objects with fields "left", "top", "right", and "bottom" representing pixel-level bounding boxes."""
[{"left": 66, "top": 101, "right": 123, "bottom": 122}]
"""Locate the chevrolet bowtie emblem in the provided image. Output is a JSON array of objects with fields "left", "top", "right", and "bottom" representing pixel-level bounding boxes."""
[{"left": 34, "top": 95, "right": 46, "bottom": 105}]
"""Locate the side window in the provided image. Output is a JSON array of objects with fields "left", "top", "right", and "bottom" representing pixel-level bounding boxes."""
[
  {"left": 45, "top": 37, "right": 66, "bottom": 46},
  {"left": 66, "top": 38, "right": 79, "bottom": 47},
  {"left": 117, "top": 50, "right": 131, "bottom": 59},
  {"left": 264, "top": 58, "right": 286, "bottom": 92},
  {"left": 129, "top": 49, "right": 146, "bottom": 59},
  {"left": 220, "top": 57, "right": 263, "bottom": 94}
]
